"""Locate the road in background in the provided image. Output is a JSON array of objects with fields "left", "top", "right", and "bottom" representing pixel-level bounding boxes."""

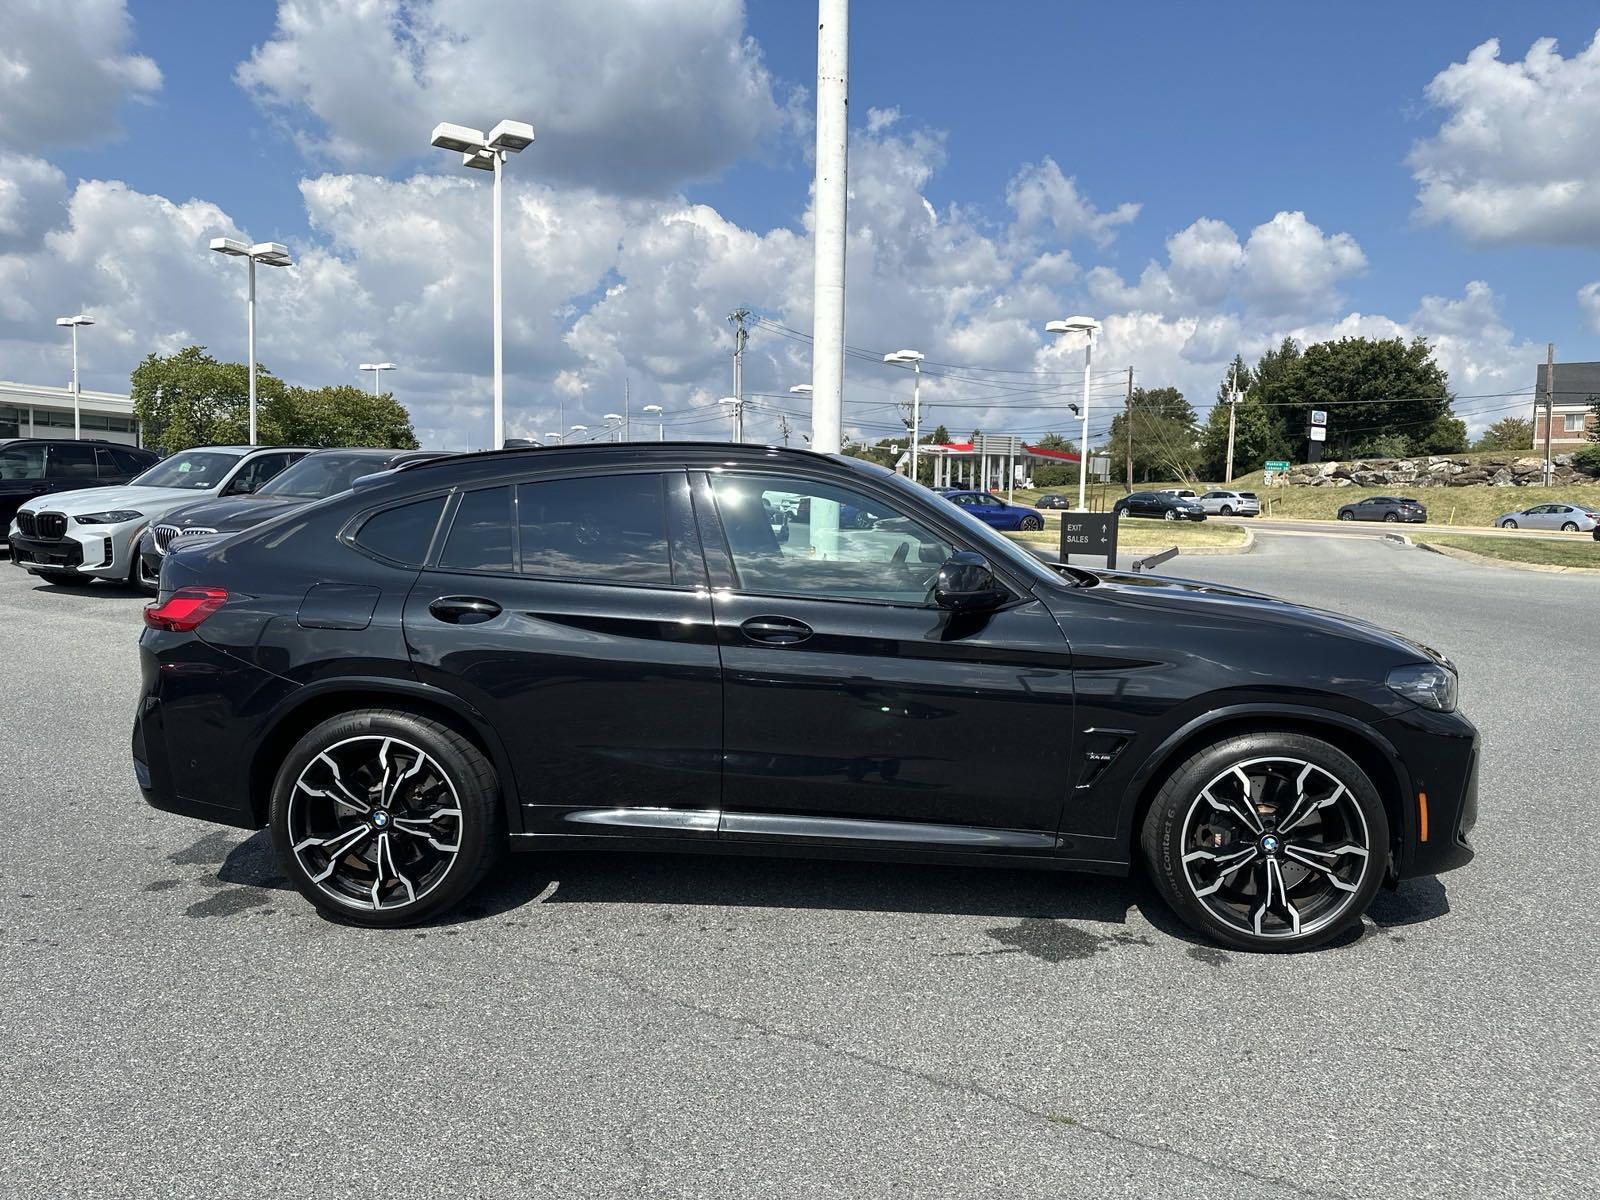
[{"left": 0, "top": 543, "right": 1595, "bottom": 1199}]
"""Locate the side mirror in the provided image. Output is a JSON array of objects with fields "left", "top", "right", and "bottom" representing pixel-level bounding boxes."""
[
  {"left": 934, "top": 551, "right": 1007, "bottom": 612},
  {"left": 230, "top": 477, "right": 256, "bottom": 495}
]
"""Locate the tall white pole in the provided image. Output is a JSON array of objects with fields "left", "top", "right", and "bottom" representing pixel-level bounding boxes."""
[
  {"left": 70, "top": 323, "right": 81, "bottom": 440},
  {"left": 910, "top": 360, "right": 921, "bottom": 483},
  {"left": 811, "top": 0, "right": 848, "bottom": 455},
  {"left": 1078, "top": 336, "right": 1092, "bottom": 510},
  {"left": 492, "top": 150, "right": 505, "bottom": 450},
  {"left": 247, "top": 255, "right": 258, "bottom": 446}
]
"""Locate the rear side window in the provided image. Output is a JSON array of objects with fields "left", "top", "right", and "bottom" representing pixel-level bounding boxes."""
[
  {"left": 47, "top": 442, "right": 97, "bottom": 479},
  {"left": 517, "top": 473, "right": 672, "bottom": 585},
  {"left": 355, "top": 496, "right": 446, "bottom": 564},
  {"left": 440, "top": 486, "right": 513, "bottom": 572}
]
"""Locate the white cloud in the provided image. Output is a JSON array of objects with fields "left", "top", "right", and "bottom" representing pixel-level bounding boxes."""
[
  {"left": 1005, "top": 158, "right": 1140, "bottom": 247},
  {"left": 0, "top": 0, "right": 160, "bottom": 152},
  {"left": 237, "top": 0, "right": 783, "bottom": 193},
  {"left": 0, "top": 152, "right": 66, "bottom": 251},
  {"left": 1410, "top": 34, "right": 1600, "bottom": 245},
  {"left": 1579, "top": 281, "right": 1600, "bottom": 333},
  {"left": 1087, "top": 211, "right": 1364, "bottom": 319}
]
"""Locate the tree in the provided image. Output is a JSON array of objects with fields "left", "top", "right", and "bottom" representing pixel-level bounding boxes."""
[
  {"left": 1033, "top": 432, "right": 1075, "bottom": 451},
  {"left": 131, "top": 346, "right": 287, "bottom": 452},
  {"left": 1102, "top": 386, "right": 1198, "bottom": 484},
  {"left": 130, "top": 347, "right": 418, "bottom": 452},
  {"left": 1197, "top": 352, "right": 1295, "bottom": 479},
  {"left": 928, "top": 424, "right": 951, "bottom": 445},
  {"left": 1294, "top": 336, "right": 1453, "bottom": 458},
  {"left": 1475, "top": 416, "right": 1534, "bottom": 452}
]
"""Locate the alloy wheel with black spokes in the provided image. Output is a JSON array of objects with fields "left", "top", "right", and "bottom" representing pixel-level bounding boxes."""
[
  {"left": 269, "top": 710, "right": 503, "bottom": 925},
  {"left": 1142, "top": 732, "right": 1389, "bottom": 951}
]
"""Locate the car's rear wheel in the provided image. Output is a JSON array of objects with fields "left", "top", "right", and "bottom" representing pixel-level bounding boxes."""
[
  {"left": 1019, "top": 515, "right": 1043, "bottom": 531},
  {"left": 1219, "top": 505, "right": 1234, "bottom": 515},
  {"left": 1562, "top": 521, "right": 1579, "bottom": 533},
  {"left": 1141, "top": 731, "right": 1388, "bottom": 952},
  {"left": 1338, "top": 511, "right": 1354, "bottom": 521},
  {"left": 1500, "top": 519, "right": 1517, "bottom": 529},
  {"left": 269, "top": 710, "right": 504, "bottom": 926},
  {"left": 1383, "top": 513, "right": 1399, "bottom": 523}
]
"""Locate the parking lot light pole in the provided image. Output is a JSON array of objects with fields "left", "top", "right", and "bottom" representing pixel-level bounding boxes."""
[
  {"left": 604, "top": 413, "right": 624, "bottom": 442},
  {"left": 1046, "top": 316, "right": 1101, "bottom": 510},
  {"left": 54, "top": 315, "right": 94, "bottom": 439},
  {"left": 210, "top": 239, "right": 293, "bottom": 446},
  {"left": 429, "top": 119, "right": 535, "bottom": 451},
  {"left": 883, "top": 350, "right": 924, "bottom": 481},
  {"left": 359, "top": 361, "right": 397, "bottom": 396},
  {"left": 642, "top": 403, "right": 664, "bottom": 440}
]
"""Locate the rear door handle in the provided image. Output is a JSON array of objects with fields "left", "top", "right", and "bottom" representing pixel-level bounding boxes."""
[
  {"left": 740, "top": 615, "right": 812, "bottom": 645},
  {"left": 428, "top": 596, "right": 502, "bottom": 625}
]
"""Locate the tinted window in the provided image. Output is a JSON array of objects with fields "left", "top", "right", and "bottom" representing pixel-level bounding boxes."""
[
  {"left": 262, "top": 452, "right": 390, "bottom": 499},
  {"left": 518, "top": 473, "right": 673, "bottom": 585},
  {"left": 440, "top": 486, "right": 513, "bottom": 572},
  {"left": 230, "top": 453, "right": 298, "bottom": 494},
  {"left": 712, "top": 474, "right": 953, "bottom": 604},
  {"left": 131, "top": 450, "right": 243, "bottom": 490},
  {"left": 48, "top": 443, "right": 97, "bottom": 479},
  {"left": 110, "top": 448, "right": 152, "bottom": 474},
  {"left": 355, "top": 496, "right": 445, "bottom": 564},
  {"left": 0, "top": 443, "right": 45, "bottom": 480}
]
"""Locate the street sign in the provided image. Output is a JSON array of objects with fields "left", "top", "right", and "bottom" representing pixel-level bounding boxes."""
[
  {"left": 1309, "top": 426, "right": 1327, "bottom": 442},
  {"left": 1060, "top": 512, "right": 1118, "bottom": 567},
  {"left": 1265, "top": 460, "right": 1290, "bottom": 472},
  {"left": 1311, "top": 410, "right": 1328, "bottom": 426},
  {"left": 1088, "top": 454, "right": 1111, "bottom": 481}
]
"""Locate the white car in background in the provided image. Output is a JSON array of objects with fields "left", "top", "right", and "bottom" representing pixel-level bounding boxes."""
[
  {"left": 7, "top": 445, "right": 308, "bottom": 587},
  {"left": 1197, "top": 489, "right": 1261, "bottom": 517}
]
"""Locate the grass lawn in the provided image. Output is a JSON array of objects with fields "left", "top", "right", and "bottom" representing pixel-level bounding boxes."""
[
  {"left": 1004, "top": 520, "right": 1248, "bottom": 553},
  {"left": 1423, "top": 534, "right": 1600, "bottom": 570}
]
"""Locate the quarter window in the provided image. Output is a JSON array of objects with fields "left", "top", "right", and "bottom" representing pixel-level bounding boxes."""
[
  {"left": 517, "top": 473, "right": 673, "bottom": 585},
  {"left": 355, "top": 496, "right": 446, "bottom": 564},
  {"left": 440, "top": 486, "right": 513, "bottom": 573},
  {"left": 710, "top": 474, "right": 953, "bottom": 604}
]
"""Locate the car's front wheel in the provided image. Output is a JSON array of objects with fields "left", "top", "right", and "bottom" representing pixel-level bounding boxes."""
[
  {"left": 1141, "top": 731, "right": 1388, "bottom": 952},
  {"left": 1338, "top": 511, "right": 1354, "bottom": 521},
  {"left": 1019, "top": 515, "right": 1043, "bottom": 531},
  {"left": 1163, "top": 509, "right": 1178, "bottom": 521},
  {"left": 1500, "top": 519, "right": 1518, "bottom": 529},
  {"left": 269, "top": 709, "right": 504, "bottom": 925}
]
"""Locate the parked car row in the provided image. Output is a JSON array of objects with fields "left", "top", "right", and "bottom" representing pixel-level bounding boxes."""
[{"left": 125, "top": 441, "right": 1476, "bottom": 951}]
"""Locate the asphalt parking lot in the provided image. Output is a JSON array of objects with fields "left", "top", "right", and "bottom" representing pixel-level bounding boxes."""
[{"left": 1, "top": 536, "right": 1595, "bottom": 1199}]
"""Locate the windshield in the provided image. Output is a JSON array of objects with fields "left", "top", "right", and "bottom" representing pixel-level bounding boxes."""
[
  {"left": 260, "top": 452, "right": 390, "bottom": 498},
  {"left": 874, "top": 469, "right": 1062, "bottom": 590},
  {"left": 129, "top": 450, "right": 244, "bottom": 491}
]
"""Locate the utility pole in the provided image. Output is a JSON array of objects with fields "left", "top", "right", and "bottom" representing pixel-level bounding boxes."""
[
  {"left": 1544, "top": 342, "right": 1555, "bottom": 487},
  {"left": 1124, "top": 366, "right": 1134, "bottom": 492},
  {"left": 778, "top": 411, "right": 792, "bottom": 446},
  {"left": 1224, "top": 361, "right": 1241, "bottom": 485},
  {"left": 728, "top": 308, "right": 750, "bottom": 443}
]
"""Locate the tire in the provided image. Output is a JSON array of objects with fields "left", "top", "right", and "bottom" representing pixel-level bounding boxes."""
[
  {"left": 1019, "top": 515, "right": 1043, "bottom": 531},
  {"left": 1163, "top": 509, "right": 1178, "bottom": 521},
  {"left": 1219, "top": 505, "right": 1234, "bottom": 516},
  {"left": 1383, "top": 513, "right": 1399, "bottom": 523},
  {"left": 1338, "top": 511, "right": 1354, "bottom": 521},
  {"left": 1499, "top": 520, "right": 1516, "bottom": 529},
  {"left": 1562, "top": 522, "right": 1579, "bottom": 533},
  {"left": 269, "top": 709, "right": 505, "bottom": 926},
  {"left": 1140, "top": 730, "right": 1389, "bottom": 952}
]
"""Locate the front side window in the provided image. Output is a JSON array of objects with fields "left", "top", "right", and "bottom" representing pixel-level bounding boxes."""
[
  {"left": 710, "top": 474, "right": 953, "bottom": 604},
  {"left": 517, "top": 473, "right": 673, "bottom": 585},
  {"left": 262, "top": 452, "right": 388, "bottom": 499},
  {"left": 131, "top": 450, "right": 243, "bottom": 490},
  {"left": 0, "top": 443, "right": 45, "bottom": 480}
]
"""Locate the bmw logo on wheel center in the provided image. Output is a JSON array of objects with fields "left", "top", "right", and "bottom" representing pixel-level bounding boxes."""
[{"left": 131, "top": 441, "right": 1477, "bottom": 951}]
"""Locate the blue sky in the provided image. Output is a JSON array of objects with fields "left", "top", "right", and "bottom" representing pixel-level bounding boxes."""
[{"left": 6, "top": 1, "right": 1600, "bottom": 447}]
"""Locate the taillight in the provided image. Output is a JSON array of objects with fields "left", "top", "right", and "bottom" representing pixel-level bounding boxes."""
[{"left": 144, "top": 586, "right": 228, "bottom": 632}]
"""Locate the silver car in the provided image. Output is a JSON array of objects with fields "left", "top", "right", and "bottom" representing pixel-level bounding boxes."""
[
  {"left": 1198, "top": 489, "right": 1261, "bottom": 517},
  {"left": 1494, "top": 501, "right": 1600, "bottom": 532}
]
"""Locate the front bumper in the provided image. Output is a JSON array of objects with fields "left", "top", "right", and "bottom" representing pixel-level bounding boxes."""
[
  {"left": 9, "top": 520, "right": 142, "bottom": 580},
  {"left": 1377, "top": 706, "right": 1478, "bottom": 879}
]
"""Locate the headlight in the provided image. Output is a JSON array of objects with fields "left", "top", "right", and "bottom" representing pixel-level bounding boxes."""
[
  {"left": 1386, "top": 663, "right": 1458, "bottom": 712},
  {"left": 75, "top": 510, "right": 143, "bottom": 525}
]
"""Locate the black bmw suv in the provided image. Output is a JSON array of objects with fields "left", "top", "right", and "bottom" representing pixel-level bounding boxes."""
[
  {"left": 0, "top": 438, "right": 158, "bottom": 533},
  {"left": 134, "top": 444, "right": 1477, "bottom": 950}
]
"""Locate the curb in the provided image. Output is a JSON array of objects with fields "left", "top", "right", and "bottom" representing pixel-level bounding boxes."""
[
  {"left": 1417, "top": 539, "right": 1600, "bottom": 574},
  {"left": 1162, "top": 523, "right": 1256, "bottom": 556}
]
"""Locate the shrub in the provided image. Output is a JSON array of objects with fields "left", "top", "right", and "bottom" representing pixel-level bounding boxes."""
[{"left": 1572, "top": 444, "right": 1600, "bottom": 478}]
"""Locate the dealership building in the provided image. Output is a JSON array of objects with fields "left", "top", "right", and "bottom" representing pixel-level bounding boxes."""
[
  {"left": 0, "top": 381, "right": 141, "bottom": 446},
  {"left": 1532, "top": 361, "right": 1600, "bottom": 449}
]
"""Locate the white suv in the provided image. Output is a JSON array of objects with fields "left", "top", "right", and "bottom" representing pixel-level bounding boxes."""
[
  {"left": 8, "top": 445, "right": 307, "bottom": 587},
  {"left": 1197, "top": 489, "right": 1260, "bottom": 517}
]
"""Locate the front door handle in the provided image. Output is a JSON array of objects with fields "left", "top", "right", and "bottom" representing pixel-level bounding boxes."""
[
  {"left": 428, "top": 596, "right": 502, "bottom": 625},
  {"left": 740, "top": 615, "right": 812, "bottom": 645}
]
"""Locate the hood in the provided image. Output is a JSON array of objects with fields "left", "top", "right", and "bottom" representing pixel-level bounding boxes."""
[
  {"left": 1066, "top": 567, "right": 1445, "bottom": 666},
  {"left": 157, "top": 494, "right": 301, "bottom": 533},
  {"left": 23, "top": 484, "right": 220, "bottom": 518}
]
